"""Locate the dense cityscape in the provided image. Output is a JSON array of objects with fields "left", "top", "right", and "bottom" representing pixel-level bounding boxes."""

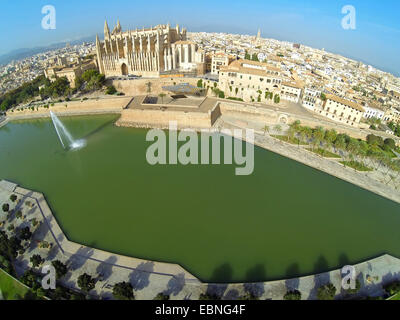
[{"left": 1, "top": 0, "right": 400, "bottom": 307}]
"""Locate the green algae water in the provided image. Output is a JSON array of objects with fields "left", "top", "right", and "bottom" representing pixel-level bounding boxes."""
[{"left": 1, "top": 114, "right": 400, "bottom": 283}]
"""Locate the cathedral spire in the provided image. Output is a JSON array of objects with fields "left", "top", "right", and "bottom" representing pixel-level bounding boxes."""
[
  {"left": 117, "top": 19, "right": 122, "bottom": 33},
  {"left": 104, "top": 20, "right": 110, "bottom": 39}
]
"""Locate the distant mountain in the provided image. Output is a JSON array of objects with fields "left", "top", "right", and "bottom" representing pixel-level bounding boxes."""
[{"left": 0, "top": 35, "right": 97, "bottom": 66}]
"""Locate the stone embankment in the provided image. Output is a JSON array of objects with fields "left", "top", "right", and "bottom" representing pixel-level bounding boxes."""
[
  {"left": 1, "top": 180, "right": 400, "bottom": 300},
  {"left": 5, "top": 96, "right": 132, "bottom": 120}
]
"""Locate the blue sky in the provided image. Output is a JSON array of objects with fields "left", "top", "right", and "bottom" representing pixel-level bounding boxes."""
[{"left": 1, "top": 0, "right": 399, "bottom": 75}]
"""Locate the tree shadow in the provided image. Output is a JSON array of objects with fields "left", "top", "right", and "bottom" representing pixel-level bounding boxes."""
[
  {"left": 338, "top": 253, "right": 350, "bottom": 267},
  {"left": 66, "top": 246, "right": 94, "bottom": 271},
  {"left": 308, "top": 255, "right": 331, "bottom": 300},
  {"left": 285, "top": 263, "right": 300, "bottom": 291},
  {"left": 96, "top": 255, "right": 117, "bottom": 281},
  {"left": 223, "top": 289, "right": 240, "bottom": 300},
  {"left": 164, "top": 273, "right": 186, "bottom": 297},
  {"left": 243, "top": 264, "right": 266, "bottom": 298},
  {"left": 204, "top": 263, "right": 233, "bottom": 299},
  {"left": 128, "top": 261, "right": 154, "bottom": 291}
]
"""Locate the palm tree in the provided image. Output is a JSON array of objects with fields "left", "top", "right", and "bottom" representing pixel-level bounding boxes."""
[
  {"left": 263, "top": 125, "right": 270, "bottom": 136},
  {"left": 287, "top": 126, "right": 296, "bottom": 142},
  {"left": 274, "top": 124, "right": 282, "bottom": 135}
]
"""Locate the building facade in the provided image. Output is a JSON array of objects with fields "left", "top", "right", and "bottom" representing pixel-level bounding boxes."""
[
  {"left": 280, "top": 81, "right": 303, "bottom": 103},
  {"left": 96, "top": 20, "right": 205, "bottom": 78},
  {"left": 218, "top": 59, "right": 282, "bottom": 102},
  {"left": 320, "top": 94, "right": 365, "bottom": 127},
  {"left": 211, "top": 52, "right": 235, "bottom": 75},
  {"left": 44, "top": 59, "right": 97, "bottom": 88}
]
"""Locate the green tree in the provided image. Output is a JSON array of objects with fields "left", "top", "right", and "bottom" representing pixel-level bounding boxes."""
[
  {"left": 52, "top": 260, "right": 68, "bottom": 279},
  {"left": 284, "top": 290, "right": 301, "bottom": 300},
  {"left": 20, "top": 270, "right": 40, "bottom": 291},
  {"left": 18, "top": 227, "right": 32, "bottom": 241},
  {"left": 197, "top": 79, "right": 203, "bottom": 88},
  {"left": 366, "top": 134, "right": 384, "bottom": 147},
  {"left": 324, "top": 129, "right": 337, "bottom": 146},
  {"left": 2, "top": 203, "right": 9, "bottom": 212},
  {"left": 9, "top": 194, "right": 17, "bottom": 202},
  {"left": 384, "top": 138, "right": 396, "bottom": 149},
  {"left": 154, "top": 292, "right": 170, "bottom": 300},
  {"left": 317, "top": 283, "right": 336, "bottom": 300},
  {"left": 274, "top": 94, "right": 280, "bottom": 104},
  {"left": 158, "top": 93, "right": 166, "bottom": 104},
  {"left": 251, "top": 53, "right": 259, "bottom": 61},
  {"left": 113, "top": 281, "right": 135, "bottom": 300},
  {"left": 383, "top": 281, "right": 400, "bottom": 296},
  {"left": 274, "top": 124, "right": 282, "bottom": 134},
  {"left": 334, "top": 135, "right": 347, "bottom": 150},
  {"left": 30, "top": 254, "right": 44, "bottom": 268},
  {"left": 313, "top": 126, "right": 325, "bottom": 143},
  {"left": 77, "top": 273, "right": 96, "bottom": 293}
]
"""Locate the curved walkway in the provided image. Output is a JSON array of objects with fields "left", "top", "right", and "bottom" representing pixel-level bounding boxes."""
[{"left": 1, "top": 180, "right": 400, "bottom": 300}]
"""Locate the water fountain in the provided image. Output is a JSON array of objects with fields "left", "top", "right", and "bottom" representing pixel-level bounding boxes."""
[{"left": 50, "top": 111, "right": 86, "bottom": 150}]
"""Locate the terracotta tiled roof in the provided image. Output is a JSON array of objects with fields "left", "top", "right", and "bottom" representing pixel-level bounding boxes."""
[{"left": 325, "top": 94, "right": 365, "bottom": 112}]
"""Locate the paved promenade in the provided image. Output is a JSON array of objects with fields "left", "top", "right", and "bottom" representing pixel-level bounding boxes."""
[
  {"left": 1, "top": 180, "right": 400, "bottom": 300},
  {"left": 219, "top": 115, "right": 400, "bottom": 204}
]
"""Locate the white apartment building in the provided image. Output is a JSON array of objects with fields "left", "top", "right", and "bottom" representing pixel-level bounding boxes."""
[
  {"left": 384, "top": 107, "right": 400, "bottom": 124},
  {"left": 302, "top": 87, "right": 322, "bottom": 111},
  {"left": 281, "top": 81, "right": 303, "bottom": 103},
  {"left": 362, "top": 104, "right": 385, "bottom": 120},
  {"left": 211, "top": 52, "right": 235, "bottom": 75}
]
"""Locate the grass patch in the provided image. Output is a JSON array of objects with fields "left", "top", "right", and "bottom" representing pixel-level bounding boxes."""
[
  {"left": 271, "top": 135, "right": 308, "bottom": 145},
  {"left": 0, "top": 268, "right": 30, "bottom": 300},
  {"left": 388, "top": 292, "right": 400, "bottom": 300},
  {"left": 306, "top": 148, "right": 341, "bottom": 158},
  {"left": 340, "top": 161, "right": 373, "bottom": 172}
]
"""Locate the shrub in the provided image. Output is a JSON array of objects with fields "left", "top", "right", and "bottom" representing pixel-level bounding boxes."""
[{"left": 105, "top": 85, "right": 117, "bottom": 95}]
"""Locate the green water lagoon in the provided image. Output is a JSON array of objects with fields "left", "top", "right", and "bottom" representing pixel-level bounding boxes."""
[{"left": 0, "top": 114, "right": 399, "bottom": 283}]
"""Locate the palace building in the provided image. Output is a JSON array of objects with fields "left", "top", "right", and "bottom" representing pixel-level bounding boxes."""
[{"left": 96, "top": 20, "right": 205, "bottom": 78}]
